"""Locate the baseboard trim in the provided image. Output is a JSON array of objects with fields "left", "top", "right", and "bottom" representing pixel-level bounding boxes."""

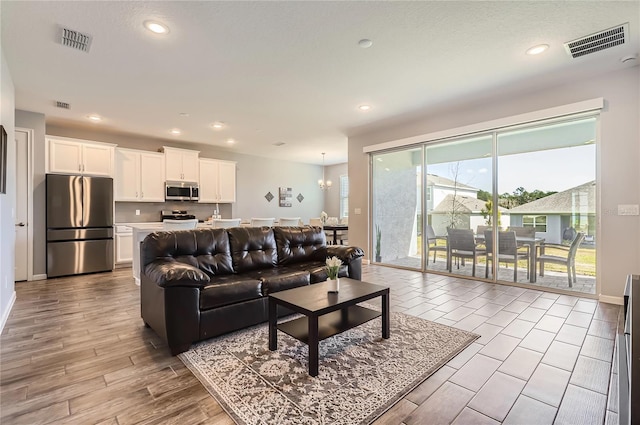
[
  {"left": 0, "top": 291, "right": 16, "bottom": 334},
  {"left": 31, "top": 274, "right": 47, "bottom": 281},
  {"left": 599, "top": 295, "right": 623, "bottom": 305}
]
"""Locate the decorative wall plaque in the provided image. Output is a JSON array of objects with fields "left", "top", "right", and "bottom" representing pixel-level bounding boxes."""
[
  {"left": 279, "top": 187, "right": 292, "bottom": 207},
  {"left": 264, "top": 191, "right": 274, "bottom": 202},
  {"left": 296, "top": 193, "right": 304, "bottom": 203}
]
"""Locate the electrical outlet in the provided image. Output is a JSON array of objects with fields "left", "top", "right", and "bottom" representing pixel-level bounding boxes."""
[
  {"left": 618, "top": 204, "right": 639, "bottom": 216},
  {"left": 135, "top": 209, "right": 140, "bottom": 216}
]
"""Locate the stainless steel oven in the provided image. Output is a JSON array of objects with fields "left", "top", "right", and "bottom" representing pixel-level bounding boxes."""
[{"left": 165, "top": 181, "right": 199, "bottom": 201}]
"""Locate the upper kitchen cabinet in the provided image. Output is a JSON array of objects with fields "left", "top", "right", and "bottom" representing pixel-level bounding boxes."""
[
  {"left": 163, "top": 146, "right": 199, "bottom": 182},
  {"left": 115, "top": 148, "right": 165, "bottom": 202},
  {"left": 47, "top": 136, "right": 115, "bottom": 177},
  {"left": 199, "top": 158, "right": 237, "bottom": 203}
]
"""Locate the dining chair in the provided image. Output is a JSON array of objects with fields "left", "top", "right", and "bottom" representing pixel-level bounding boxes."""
[
  {"left": 309, "top": 218, "right": 323, "bottom": 227},
  {"left": 426, "top": 224, "right": 447, "bottom": 264},
  {"left": 537, "top": 232, "right": 585, "bottom": 287},
  {"left": 484, "top": 229, "right": 529, "bottom": 282},
  {"left": 447, "top": 228, "right": 484, "bottom": 277},
  {"left": 508, "top": 226, "right": 536, "bottom": 255},
  {"left": 212, "top": 218, "right": 241, "bottom": 229},
  {"left": 163, "top": 219, "right": 198, "bottom": 230},
  {"left": 278, "top": 217, "right": 301, "bottom": 226},
  {"left": 250, "top": 217, "right": 275, "bottom": 227}
]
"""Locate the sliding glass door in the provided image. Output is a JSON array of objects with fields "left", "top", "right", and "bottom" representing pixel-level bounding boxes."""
[
  {"left": 370, "top": 114, "right": 597, "bottom": 295},
  {"left": 496, "top": 117, "right": 596, "bottom": 293},
  {"left": 424, "top": 135, "right": 493, "bottom": 279}
]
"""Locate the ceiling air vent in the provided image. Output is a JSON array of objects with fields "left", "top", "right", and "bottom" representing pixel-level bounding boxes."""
[
  {"left": 273, "top": 142, "right": 286, "bottom": 146},
  {"left": 59, "top": 27, "right": 92, "bottom": 53},
  {"left": 564, "top": 23, "right": 628, "bottom": 58},
  {"left": 55, "top": 101, "right": 70, "bottom": 109}
]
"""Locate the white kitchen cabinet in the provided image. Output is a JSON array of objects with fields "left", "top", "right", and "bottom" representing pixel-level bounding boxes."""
[
  {"left": 47, "top": 136, "right": 115, "bottom": 177},
  {"left": 115, "top": 148, "right": 165, "bottom": 202},
  {"left": 199, "top": 158, "right": 236, "bottom": 203},
  {"left": 115, "top": 225, "right": 133, "bottom": 265},
  {"left": 164, "top": 146, "right": 199, "bottom": 182}
]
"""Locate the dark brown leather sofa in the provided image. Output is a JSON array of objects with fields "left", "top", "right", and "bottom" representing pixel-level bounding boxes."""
[{"left": 140, "top": 225, "right": 364, "bottom": 355}]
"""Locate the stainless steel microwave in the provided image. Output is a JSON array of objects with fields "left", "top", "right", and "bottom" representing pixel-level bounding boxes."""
[{"left": 165, "top": 181, "right": 199, "bottom": 201}]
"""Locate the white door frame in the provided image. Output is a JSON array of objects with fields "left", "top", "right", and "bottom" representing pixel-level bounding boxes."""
[{"left": 15, "top": 127, "right": 34, "bottom": 281}]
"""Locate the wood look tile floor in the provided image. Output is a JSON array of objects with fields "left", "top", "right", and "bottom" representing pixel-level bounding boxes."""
[{"left": 0, "top": 266, "right": 620, "bottom": 424}]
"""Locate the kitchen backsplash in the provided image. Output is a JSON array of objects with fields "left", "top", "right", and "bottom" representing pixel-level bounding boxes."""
[{"left": 115, "top": 202, "right": 233, "bottom": 223}]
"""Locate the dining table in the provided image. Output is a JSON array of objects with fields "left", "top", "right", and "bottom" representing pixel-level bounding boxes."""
[{"left": 322, "top": 224, "right": 348, "bottom": 245}]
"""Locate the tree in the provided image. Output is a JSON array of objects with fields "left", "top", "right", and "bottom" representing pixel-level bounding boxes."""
[
  {"left": 499, "top": 187, "right": 557, "bottom": 208},
  {"left": 480, "top": 199, "right": 501, "bottom": 226},
  {"left": 477, "top": 189, "right": 491, "bottom": 202},
  {"left": 446, "top": 162, "right": 466, "bottom": 229}
]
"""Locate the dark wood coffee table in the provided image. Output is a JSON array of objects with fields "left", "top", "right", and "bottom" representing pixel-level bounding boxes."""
[{"left": 268, "top": 277, "right": 390, "bottom": 377}]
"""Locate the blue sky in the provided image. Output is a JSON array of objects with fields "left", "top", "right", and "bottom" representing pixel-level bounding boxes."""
[{"left": 428, "top": 144, "right": 596, "bottom": 194}]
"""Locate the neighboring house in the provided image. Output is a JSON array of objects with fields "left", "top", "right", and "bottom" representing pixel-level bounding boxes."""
[
  {"left": 431, "top": 194, "right": 510, "bottom": 236},
  {"left": 426, "top": 174, "right": 478, "bottom": 213},
  {"left": 508, "top": 181, "right": 595, "bottom": 244}
]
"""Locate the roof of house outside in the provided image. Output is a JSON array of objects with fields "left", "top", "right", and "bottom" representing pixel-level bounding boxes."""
[
  {"left": 509, "top": 181, "right": 596, "bottom": 214},
  {"left": 432, "top": 194, "right": 508, "bottom": 213},
  {"left": 426, "top": 174, "right": 478, "bottom": 191}
]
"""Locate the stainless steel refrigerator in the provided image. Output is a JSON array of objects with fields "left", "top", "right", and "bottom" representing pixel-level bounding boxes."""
[{"left": 46, "top": 174, "right": 114, "bottom": 277}]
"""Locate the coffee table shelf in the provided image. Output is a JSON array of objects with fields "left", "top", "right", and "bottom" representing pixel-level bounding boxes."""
[{"left": 277, "top": 305, "right": 381, "bottom": 344}]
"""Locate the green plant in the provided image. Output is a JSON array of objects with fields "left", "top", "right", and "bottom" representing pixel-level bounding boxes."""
[{"left": 375, "top": 224, "right": 381, "bottom": 258}]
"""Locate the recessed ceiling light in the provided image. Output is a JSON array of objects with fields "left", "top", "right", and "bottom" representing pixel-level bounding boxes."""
[
  {"left": 358, "top": 39, "right": 373, "bottom": 48},
  {"left": 170, "top": 128, "right": 181, "bottom": 135},
  {"left": 144, "top": 20, "right": 169, "bottom": 34},
  {"left": 226, "top": 139, "right": 235, "bottom": 145},
  {"left": 87, "top": 114, "right": 102, "bottom": 122},
  {"left": 526, "top": 44, "right": 549, "bottom": 55},
  {"left": 211, "top": 122, "right": 225, "bottom": 130},
  {"left": 358, "top": 104, "right": 372, "bottom": 111}
]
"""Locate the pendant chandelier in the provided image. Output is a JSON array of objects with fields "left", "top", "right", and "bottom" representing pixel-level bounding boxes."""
[{"left": 318, "top": 152, "right": 332, "bottom": 190}]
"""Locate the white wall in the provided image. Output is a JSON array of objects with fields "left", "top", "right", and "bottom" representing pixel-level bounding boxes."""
[
  {"left": 348, "top": 66, "right": 640, "bottom": 300},
  {"left": 0, "top": 48, "right": 16, "bottom": 330},
  {"left": 323, "top": 162, "right": 348, "bottom": 218}
]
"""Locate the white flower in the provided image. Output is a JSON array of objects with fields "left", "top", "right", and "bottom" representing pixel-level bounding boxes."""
[{"left": 326, "top": 256, "right": 342, "bottom": 279}]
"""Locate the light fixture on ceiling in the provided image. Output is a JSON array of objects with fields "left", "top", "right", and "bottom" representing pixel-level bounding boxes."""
[
  {"left": 211, "top": 122, "right": 225, "bottom": 129},
  {"left": 144, "top": 20, "right": 169, "bottom": 34},
  {"left": 170, "top": 128, "right": 181, "bottom": 135},
  {"left": 318, "top": 153, "right": 332, "bottom": 190},
  {"left": 358, "top": 104, "right": 372, "bottom": 111},
  {"left": 526, "top": 44, "right": 549, "bottom": 55},
  {"left": 226, "top": 139, "right": 235, "bottom": 145},
  {"left": 358, "top": 39, "right": 373, "bottom": 48},
  {"left": 87, "top": 114, "right": 102, "bottom": 122}
]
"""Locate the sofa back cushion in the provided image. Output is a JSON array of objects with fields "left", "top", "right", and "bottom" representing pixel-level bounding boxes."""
[
  {"left": 228, "top": 227, "right": 277, "bottom": 272},
  {"left": 274, "top": 226, "right": 327, "bottom": 265},
  {"left": 141, "top": 229, "right": 234, "bottom": 276}
]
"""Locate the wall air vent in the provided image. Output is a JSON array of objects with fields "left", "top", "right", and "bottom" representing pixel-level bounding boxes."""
[
  {"left": 59, "top": 27, "right": 92, "bottom": 53},
  {"left": 564, "top": 23, "right": 628, "bottom": 58},
  {"left": 55, "top": 101, "right": 70, "bottom": 109},
  {"left": 273, "top": 142, "right": 286, "bottom": 146}
]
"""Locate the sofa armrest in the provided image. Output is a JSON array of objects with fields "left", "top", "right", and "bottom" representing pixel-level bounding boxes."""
[
  {"left": 327, "top": 245, "right": 365, "bottom": 263},
  {"left": 144, "top": 260, "right": 210, "bottom": 288}
]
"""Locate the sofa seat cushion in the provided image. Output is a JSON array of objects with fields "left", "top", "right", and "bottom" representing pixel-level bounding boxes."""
[
  {"left": 200, "top": 278, "right": 263, "bottom": 310},
  {"left": 244, "top": 269, "right": 310, "bottom": 295}
]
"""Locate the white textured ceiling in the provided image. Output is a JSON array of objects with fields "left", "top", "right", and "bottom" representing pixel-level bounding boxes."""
[{"left": 2, "top": 1, "right": 638, "bottom": 165}]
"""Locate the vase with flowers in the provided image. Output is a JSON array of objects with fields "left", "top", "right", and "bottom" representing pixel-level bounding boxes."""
[
  {"left": 326, "top": 256, "right": 342, "bottom": 293},
  {"left": 320, "top": 211, "right": 328, "bottom": 225}
]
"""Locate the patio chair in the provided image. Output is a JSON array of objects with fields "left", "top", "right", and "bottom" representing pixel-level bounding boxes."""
[
  {"left": 537, "top": 232, "right": 586, "bottom": 287},
  {"left": 426, "top": 225, "right": 447, "bottom": 264},
  {"left": 447, "top": 228, "right": 484, "bottom": 277},
  {"left": 484, "top": 229, "right": 529, "bottom": 282}
]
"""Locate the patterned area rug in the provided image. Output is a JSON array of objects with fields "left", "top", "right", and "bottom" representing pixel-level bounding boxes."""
[{"left": 179, "top": 309, "right": 479, "bottom": 425}]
